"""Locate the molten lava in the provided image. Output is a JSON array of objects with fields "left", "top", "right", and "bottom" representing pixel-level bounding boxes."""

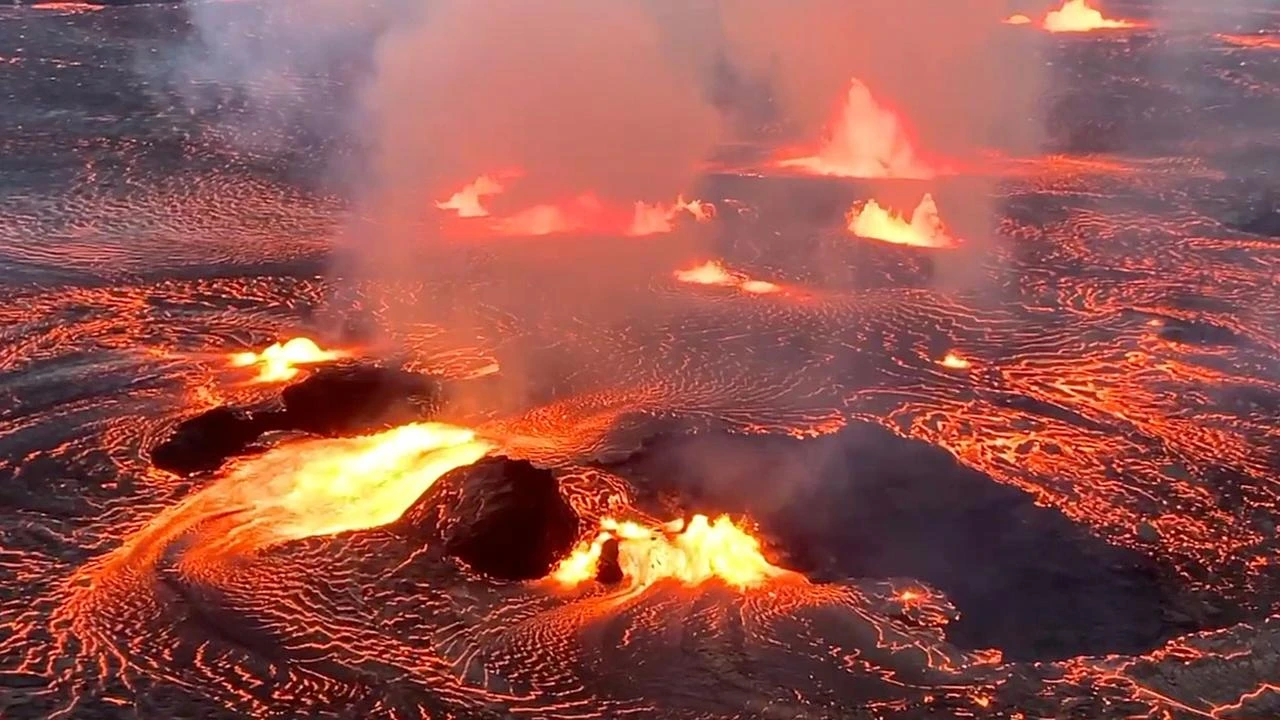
[
  {"left": 1218, "top": 33, "right": 1280, "bottom": 50},
  {"left": 209, "top": 422, "right": 492, "bottom": 550},
  {"left": 1003, "top": 14, "right": 1032, "bottom": 25},
  {"left": 776, "top": 79, "right": 936, "bottom": 179},
  {"left": 673, "top": 260, "right": 781, "bottom": 295},
  {"left": 229, "top": 337, "right": 346, "bottom": 383},
  {"left": 846, "top": 194, "right": 958, "bottom": 249},
  {"left": 482, "top": 193, "right": 713, "bottom": 237},
  {"left": 1043, "top": 0, "right": 1137, "bottom": 33},
  {"left": 553, "top": 514, "right": 791, "bottom": 591},
  {"left": 939, "top": 352, "right": 971, "bottom": 370}
]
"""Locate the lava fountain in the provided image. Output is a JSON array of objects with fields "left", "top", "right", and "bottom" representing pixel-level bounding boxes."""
[
  {"left": 673, "top": 260, "right": 782, "bottom": 295},
  {"left": 553, "top": 514, "right": 794, "bottom": 591},
  {"left": 775, "top": 79, "right": 936, "bottom": 179},
  {"left": 229, "top": 337, "right": 346, "bottom": 383},
  {"left": 436, "top": 173, "right": 512, "bottom": 218},
  {"left": 1043, "top": 0, "right": 1137, "bottom": 33},
  {"left": 846, "top": 194, "right": 959, "bottom": 249}
]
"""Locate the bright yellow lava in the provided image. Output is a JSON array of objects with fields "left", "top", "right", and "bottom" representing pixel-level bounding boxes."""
[
  {"left": 1044, "top": 0, "right": 1136, "bottom": 33},
  {"left": 210, "top": 422, "right": 493, "bottom": 550},
  {"left": 553, "top": 514, "right": 791, "bottom": 591},
  {"left": 229, "top": 337, "right": 345, "bottom": 383},
  {"left": 847, "top": 194, "right": 958, "bottom": 249}
]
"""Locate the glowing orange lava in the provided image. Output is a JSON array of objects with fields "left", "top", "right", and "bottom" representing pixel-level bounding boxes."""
[
  {"left": 1043, "top": 0, "right": 1137, "bottom": 33},
  {"left": 554, "top": 514, "right": 792, "bottom": 591},
  {"left": 207, "top": 422, "right": 492, "bottom": 551},
  {"left": 229, "top": 337, "right": 346, "bottom": 383},
  {"left": 1217, "top": 33, "right": 1280, "bottom": 50},
  {"left": 776, "top": 79, "right": 936, "bottom": 179},
  {"left": 1003, "top": 13, "right": 1032, "bottom": 25},
  {"left": 673, "top": 260, "right": 781, "bottom": 295},
  {"left": 846, "top": 194, "right": 958, "bottom": 249},
  {"left": 437, "top": 171, "right": 711, "bottom": 237},
  {"left": 31, "top": 2, "right": 103, "bottom": 11},
  {"left": 939, "top": 352, "right": 971, "bottom": 370}
]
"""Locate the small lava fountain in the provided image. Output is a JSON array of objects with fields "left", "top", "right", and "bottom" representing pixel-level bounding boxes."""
[{"left": 846, "top": 194, "right": 959, "bottom": 249}]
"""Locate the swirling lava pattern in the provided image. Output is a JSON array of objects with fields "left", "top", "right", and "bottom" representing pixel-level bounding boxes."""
[{"left": 2, "top": 3, "right": 1280, "bottom": 719}]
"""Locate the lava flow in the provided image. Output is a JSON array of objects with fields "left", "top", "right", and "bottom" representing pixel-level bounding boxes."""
[
  {"left": 775, "top": 79, "right": 937, "bottom": 179},
  {"left": 553, "top": 514, "right": 793, "bottom": 591},
  {"left": 846, "top": 194, "right": 959, "bottom": 248},
  {"left": 1042, "top": 0, "right": 1138, "bottom": 33},
  {"left": 228, "top": 336, "right": 346, "bottom": 382},
  {"left": 157, "top": 422, "right": 493, "bottom": 559},
  {"left": 673, "top": 260, "right": 781, "bottom": 295},
  {"left": 1218, "top": 33, "right": 1280, "bottom": 50}
]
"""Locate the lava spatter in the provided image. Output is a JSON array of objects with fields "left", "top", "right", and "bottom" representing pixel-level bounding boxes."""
[{"left": 552, "top": 514, "right": 794, "bottom": 591}]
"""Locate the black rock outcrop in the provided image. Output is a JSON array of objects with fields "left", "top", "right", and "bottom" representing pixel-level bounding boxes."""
[{"left": 428, "top": 457, "right": 580, "bottom": 581}]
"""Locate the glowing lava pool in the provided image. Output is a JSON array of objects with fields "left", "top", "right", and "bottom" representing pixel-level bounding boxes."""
[{"left": 1, "top": 1, "right": 1279, "bottom": 719}]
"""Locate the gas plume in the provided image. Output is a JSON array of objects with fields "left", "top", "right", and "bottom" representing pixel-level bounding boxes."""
[{"left": 362, "top": 0, "right": 720, "bottom": 223}]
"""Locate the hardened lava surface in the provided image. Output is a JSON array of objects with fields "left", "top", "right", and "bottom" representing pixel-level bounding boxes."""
[{"left": 3, "top": 3, "right": 1280, "bottom": 719}]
